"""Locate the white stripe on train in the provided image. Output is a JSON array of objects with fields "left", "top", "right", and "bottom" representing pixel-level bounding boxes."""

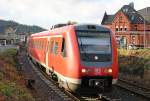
[{"left": 29, "top": 54, "right": 117, "bottom": 85}]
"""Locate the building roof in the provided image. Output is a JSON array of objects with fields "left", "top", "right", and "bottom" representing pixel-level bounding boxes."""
[
  {"left": 138, "top": 7, "right": 150, "bottom": 23},
  {"left": 101, "top": 12, "right": 114, "bottom": 25},
  {"left": 101, "top": 4, "right": 149, "bottom": 25},
  {"left": 138, "top": 7, "right": 150, "bottom": 16},
  {"left": 121, "top": 5, "right": 149, "bottom": 24}
]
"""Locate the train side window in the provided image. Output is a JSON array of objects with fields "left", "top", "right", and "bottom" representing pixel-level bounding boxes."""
[
  {"left": 34, "top": 41, "right": 35, "bottom": 48},
  {"left": 50, "top": 41, "right": 54, "bottom": 53},
  {"left": 61, "top": 38, "right": 67, "bottom": 57},
  {"left": 40, "top": 41, "right": 42, "bottom": 50},
  {"left": 41, "top": 41, "right": 43, "bottom": 50},
  {"left": 36, "top": 41, "right": 38, "bottom": 49},
  {"left": 54, "top": 42, "right": 59, "bottom": 55},
  {"left": 43, "top": 41, "right": 45, "bottom": 49},
  {"left": 37, "top": 41, "right": 40, "bottom": 49},
  {"left": 37, "top": 41, "right": 38, "bottom": 49},
  {"left": 39, "top": 41, "right": 40, "bottom": 49},
  {"left": 39, "top": 41, "right": 41, "bottom": 49}
]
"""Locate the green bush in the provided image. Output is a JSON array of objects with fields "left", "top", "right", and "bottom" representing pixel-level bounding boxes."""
[
  {"left": 0, "top": 48, "right": 17, "bottom": 66},
  {"left": 0, "top": 72, "right": 4, "bottom": 80},
  {"left": 0, "top": 82, "right": 14, "bottom": 97},
  {"left": 119, "top": 49, "right": 150, "bottom": 73},
  {"left": 0, "top": 82, "right": 35, "bottom": 101}
]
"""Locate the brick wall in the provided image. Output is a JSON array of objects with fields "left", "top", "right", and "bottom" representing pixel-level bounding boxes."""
[{"left": 103, "top": 10, "right": 150, "bottom": 48}]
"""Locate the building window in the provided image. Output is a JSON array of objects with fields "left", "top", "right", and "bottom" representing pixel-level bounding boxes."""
[
  {"left": 134, "top": 25, "right": 137, "bottom": 31},
  {"left": 115, "top": 26, "right": 118, "bottom": 32},
  {"left": 120, "top": 26, "right": 123, "bottom": 31},
  {"left": 116, "top": 36, "right": 121, "bottom": 45},
  {"left": 124, "top": 26, "right": 127, "bottom": 31},
  {"left": 132, "top": 36, "right": 136, "bottom": 44},
  {"left": 120, "top": 16, "right": 122, "bottom": 23}
]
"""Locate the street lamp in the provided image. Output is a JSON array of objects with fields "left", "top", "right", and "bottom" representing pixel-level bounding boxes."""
[{"left": 143, "top": 16, "right": 146, "bottom": 48}]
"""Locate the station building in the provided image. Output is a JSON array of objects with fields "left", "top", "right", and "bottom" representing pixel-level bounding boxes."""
[{"left": 101, "top": 3, "right": 150, "bottom": 48}]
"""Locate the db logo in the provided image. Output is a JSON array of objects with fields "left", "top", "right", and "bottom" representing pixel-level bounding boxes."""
[{"left": 95, "top": 69, "right": 101, "bottom": 75}]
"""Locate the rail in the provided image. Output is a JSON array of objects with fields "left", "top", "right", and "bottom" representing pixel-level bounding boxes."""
[{"left": 116, "top": 78, "right": 150, "bottom": 99}]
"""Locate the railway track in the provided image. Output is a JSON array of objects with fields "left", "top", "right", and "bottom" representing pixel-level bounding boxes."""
[
  {"left": 33, "top": 61, "right": 127, "bottom": 101},
  {"left": 116, "top": 78, "right": 150, "bottom": 100},
  {"left": 25, "top": 51, "right": 120, "bottom": 101},
  {"left": 18, "top": 49, "right": 149, "bottom": 101},
  {"left": 28, "top": 56, "right": 77, "bottom": 101},
  {"left": 28, "top": 55, "right": 103, "bottom": 101},
  {"left": 17, "top": 51, "right": 135, "bottom": 101}
]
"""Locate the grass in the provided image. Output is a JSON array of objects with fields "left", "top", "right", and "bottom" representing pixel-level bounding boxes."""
[
  {"left": 0, "top": 48, "right": 35, "bottom": 101},
  {"left": 118, "top": 49, "right": 150, "bottom": 70},
  {"left": 0, "top": 82, "right": 14, "bottom": 97},
  {"left": 0, "top": 71, "right": 4, "bottom": 80},
  {"left": 0, "top": 48, "right": 17, "bottom": 66},
  {"left": 118, "top": 49, "right": 150, "bottom": 79},
  {"left": 0, "top": 82, "right": 34, "bottom": 101}
]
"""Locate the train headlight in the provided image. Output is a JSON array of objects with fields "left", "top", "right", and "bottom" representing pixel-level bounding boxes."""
[
  {"left": 108, "top": 68, "right": 112, "bottom": 73},
  {"left": 82, "top": 69, "right": 87, "bottom": 73},
  {"left": 82, "top": 68, "right": 90, "bottom": 74}
]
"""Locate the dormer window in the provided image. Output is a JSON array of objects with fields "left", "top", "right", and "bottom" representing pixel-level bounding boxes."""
[
  {"left": 139, "top": 17, "right": 143, "bottom": 21},
  {"left": 123, "top": 8, "right": 128, "bottom": 12},
  {"left": 131, "top": 15, "right": 135, "bottom": 21}
]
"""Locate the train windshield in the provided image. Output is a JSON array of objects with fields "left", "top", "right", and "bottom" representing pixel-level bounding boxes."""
[{"left": 76, "top": 31, "right": 112, "bottom": 62}]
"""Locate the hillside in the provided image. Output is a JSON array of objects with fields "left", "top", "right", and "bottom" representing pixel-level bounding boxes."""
[{"left": 0, "top": 20, "right": 46, "bottom": 34}]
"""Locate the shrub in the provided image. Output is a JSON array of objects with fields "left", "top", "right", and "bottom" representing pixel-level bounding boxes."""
[
  {"left": 0, "top": 72, "right": 4, "bottom": 80},
  {"left": 0, "top": 82, "right": 35, "bottom": 101},
  {"left": 0, "top": 82, "right": 14, "bottom": 97},
  {"left": 0, "top": 48, "right": 17, "bottom": 66}
]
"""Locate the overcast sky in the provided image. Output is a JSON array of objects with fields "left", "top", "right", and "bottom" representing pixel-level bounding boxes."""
[{"left": 0, "top": 0, "right": 150, "bottom": 29}]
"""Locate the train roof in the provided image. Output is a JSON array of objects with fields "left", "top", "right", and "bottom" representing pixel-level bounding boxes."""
[
  {"left": 75, "top": 24, "right": 110, "bottom": 32},
  {"left": 30, "top": 24, "right": 111, "bottom": 38},
  {"left": 30, "top": 25, "right": 73, "bottom": 38}
]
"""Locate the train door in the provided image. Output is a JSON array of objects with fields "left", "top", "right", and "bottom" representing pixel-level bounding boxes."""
[
  {"left": 44, "top": 37, "right": 50, "bottom": 75},
  {"left": 48, "top": 38, "right": 54, "bottom": 70},
  {"left": 45, "top": 37, "right": 50, "bottom": 67},
  {"left": 48, "top": 36, "right": 62, "bottom": 73},
  {"left": 54, "top": 37, "right": 63, "bottom": 70}
]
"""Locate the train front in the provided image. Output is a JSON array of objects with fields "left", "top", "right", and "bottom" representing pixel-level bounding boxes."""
[{"left": 75, "top": 25, "right": 118, "bottom": 91}]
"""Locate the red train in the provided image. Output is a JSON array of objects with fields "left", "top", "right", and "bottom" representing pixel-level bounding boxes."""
[{"left": 27, "top": 24, "right": 118, "bottom": 92}]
